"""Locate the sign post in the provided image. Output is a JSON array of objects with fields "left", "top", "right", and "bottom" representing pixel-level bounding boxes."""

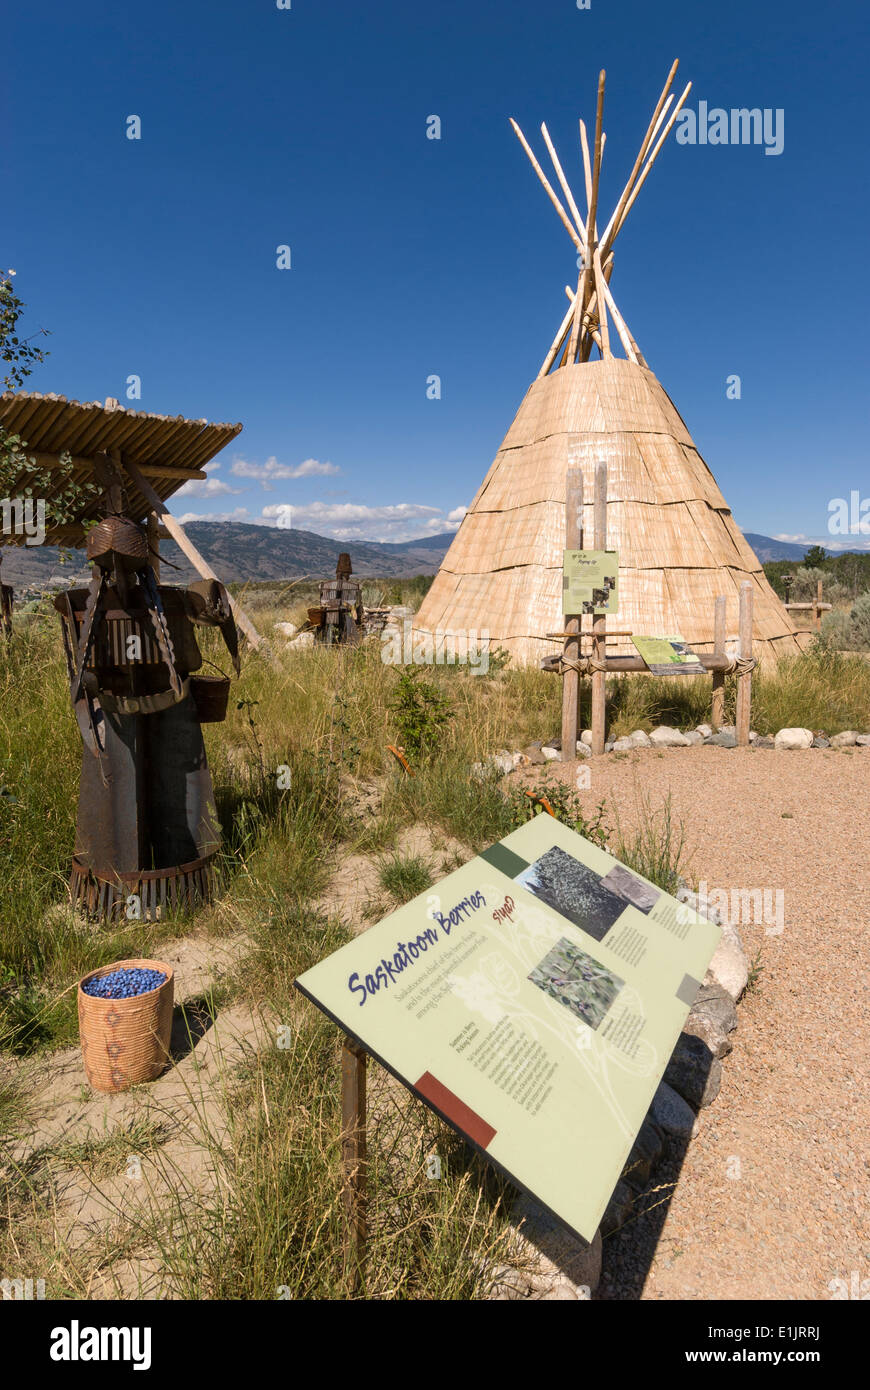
[
  {"left": 297, "top": 816, "right": 721, "bottom": 1246},
  {"left": 340, "top": 1036, "right": 367, "bottom": 1294},
  {"left": 560, "top": 468, "right": 584, "bottom": 764}
]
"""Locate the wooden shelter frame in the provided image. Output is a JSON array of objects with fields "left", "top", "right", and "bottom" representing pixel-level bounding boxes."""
[{"left": 0, "top": 392, "right": 261, "bottom": 648}]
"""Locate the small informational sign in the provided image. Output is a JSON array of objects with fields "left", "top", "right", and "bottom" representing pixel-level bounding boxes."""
[
  {"left": 562, "top": 549, "right": 618, "bottom": 616},
  {"left": 631, "top": 635, "right": 706, "bottom": 675},
  {"left": 295, "top": 815, "right": 720, "bottom": 1243}
]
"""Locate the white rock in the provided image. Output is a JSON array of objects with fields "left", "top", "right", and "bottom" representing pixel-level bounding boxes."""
[
  {"left": 650, "top": 1080, "right": 699, "bottom": 1139},
  {"left": 580, "top": 730, "right": 593, "bottom": 746},
  {"left": 774, "top": 727, "right": 814, "bottom": 750},
  {"left": 749, "top": 730, "right": 759, "bottom": 743},
  {"left": 492, "top": 752, "right": 515, "bottom": 776},
  {"left": 289, "top": 632, "right": 315, "bottom": 649},
  {"left": 489, "top": 1194, "right": 602, "bottom": 1301},
  {"left": 683, "top": 730, "right": 704, "bottom": 746},
  {"left": 612, "top": 737, "right": 635, "bottom": 752},
  {"left": 830, "top": 730, "right": 859, "bottom": 748},
  {"left": 649, "top": 725, "right": 690, "bottom": 747},
  {"left": 695, "top": 724, "right": 713, "bottom": 738},
  {"left": 541, "top": 746, "right": 560, "bottom": 762},
  {"left": 511, "top": 751, "right": 527, "bottom": 767},
  {"left": 705, "top": 937, "right": 749, "bottom": 1002},
  {"left": 574, "top": 741, "right": 591, "bottom": 757},
  {"left": 676, "top": 887, "right": 723, "bottom": 926},
  {"left": 274, "top": 621, "right": 298, "bottom": 638},
  {"left": 856, "top": 735, "right": 870, "bottom": 747},
  {"left": 629, "top": 729, "right": 652, "bottom": 747}
]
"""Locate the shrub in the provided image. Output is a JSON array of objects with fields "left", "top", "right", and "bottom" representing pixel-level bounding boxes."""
[{"left": 388, "top": 667, "right": 453, "bottom": 759}]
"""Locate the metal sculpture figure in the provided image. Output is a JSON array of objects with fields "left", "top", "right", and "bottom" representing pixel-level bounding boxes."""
[{"left": 54, "top": 514, "right": 239, "bottom": 920}]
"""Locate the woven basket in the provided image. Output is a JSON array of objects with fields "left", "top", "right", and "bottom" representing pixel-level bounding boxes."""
[{"left": 78, "top": 958, "right": 174, "bottom": 1093}]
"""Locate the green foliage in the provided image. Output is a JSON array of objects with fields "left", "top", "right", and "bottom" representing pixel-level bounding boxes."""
[
  {"left": 508, "top": 780, "right": 611, "bottom": 849},
  {"left": 612, "top": 794, "right": 687, "bottom": 896},
  {"left": 764, "top": 552, "right": 870, "bottom": 602},
  {"left": 388, "top": 666, "right": 454, "bottom": 760},
  {"left": 1, "top": 269, "right": 49, "bottom": 389},
  {"left": 803, "top": 545, "right": 827, "bottom": 569},
  {"left": 849, "top": 593, "right": 870, "bottom": 650},
  {"left": 377, "top": 852, "right": 433, "bottom": 904}
]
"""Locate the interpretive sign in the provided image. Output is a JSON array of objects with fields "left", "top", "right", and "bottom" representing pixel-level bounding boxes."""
[
  {"left": 631, "top": 635, "right": 706, "bottom": 675},
  {"left": 295, "top": 816, "right": 721, "bottom": 1242},
  {"left": 562, "top": 548, "right": 619, "bottom": 616}
]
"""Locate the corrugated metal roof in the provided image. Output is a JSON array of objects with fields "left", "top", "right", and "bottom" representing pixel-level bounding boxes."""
[{"left": 0, "top": 391, "right": 243, "bottom": 546}]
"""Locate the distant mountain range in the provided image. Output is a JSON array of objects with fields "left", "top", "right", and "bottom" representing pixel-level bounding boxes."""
[
  {"left": 0, "top": 524, "right": 834, "bottom": 591},
  {"left": 0, "top": 524, "right": 460, "bottom": 589},
  {"left": 741, "top": 533, "right": 814, "bottom": 562}
]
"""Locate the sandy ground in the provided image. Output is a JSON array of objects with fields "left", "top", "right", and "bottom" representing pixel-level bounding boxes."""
[{"left": 526, "top": 744, "right": 869, "bottom": 1300}]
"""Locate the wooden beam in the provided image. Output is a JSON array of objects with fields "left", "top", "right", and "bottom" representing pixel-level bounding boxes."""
[
  {"left": 591, "top": 462, "right": 608, "bottom": 755},
  {"left": 119, "top": 454, "right": 263, "bottom": 650},
  {"left": 711, "top": 594, "right": 727, "bottom": 729},
  {"left": 736, "top": 581, "right": 753, "bottom": 747},
  {"left": 561, "top": 468, "right": 584, "bottom": 763},
  {"left": 24, "top": 452, "right": 208, "bottom": 483}
]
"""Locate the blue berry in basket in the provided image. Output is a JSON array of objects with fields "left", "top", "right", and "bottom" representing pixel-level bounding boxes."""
[{"left": 82, "top": 966, "right": 167, "bottom": 999}]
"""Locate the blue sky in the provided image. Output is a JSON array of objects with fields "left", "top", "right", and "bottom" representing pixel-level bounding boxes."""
[{"left": 4, "top": 0, "right": 868, "bottom": 548}]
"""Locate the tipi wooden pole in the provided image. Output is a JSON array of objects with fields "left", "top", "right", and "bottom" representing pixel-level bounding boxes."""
[
  {"left": 593, "top": 247, "right": 611, "bottom": 358},
  {"left": 711, "top": 595, "right": 727, "bottom": 729},
  {"left": 509, "top": 120, "right": 585, "bottom": 254},
  {"left": 120, "top": 455, "right": 263, "bottom": 650},
  {"left": 736, "top": 582, "right": 753, "bottom": 748},
  {"left": 591, "top": 462, "right": 608, "bottom": 756},
  {"left": 540, "top": 122, "right": 587, "bottom": 242},
  {"left": 602, "top": 82, "right": 692, "bottom": 256},
  {"left": 599, "top": 60, "right": 679, "bottom": 251},
  {"left": 586, "top": 72, "right": 606, "bottom": 255},
  {"left": 561, "top": 468, "right": 584, "bottom": 763},
  {"left": 341, "top": 1035, "right": 367, "bottom": 1295}
]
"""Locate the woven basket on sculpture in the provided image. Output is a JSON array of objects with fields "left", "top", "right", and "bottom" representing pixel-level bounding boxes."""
[{"left": 77, "top": 958, "right": 174, "bottom": 1093}]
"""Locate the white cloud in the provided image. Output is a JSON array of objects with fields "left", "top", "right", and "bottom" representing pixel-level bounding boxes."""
[
  {"left": 175, "top": 462, "right": 243, "bottom": 499},
  {"left": 773, "top": 533, "right": 810, "bottom": 543},
  {"left": 259, "top": 500, "right": 457, "bottom": 543},
  {"left": 446, "top": 505, "right": 467, "bottom": 522},
  {"left": 177, "top": 507, "right": 252, "bottom": 524},
  {"left": 231, "top": 455, "right": 341, "bottom": 488}
]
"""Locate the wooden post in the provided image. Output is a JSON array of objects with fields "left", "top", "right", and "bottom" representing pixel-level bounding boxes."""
[
  {"left": 146, "top": 510, "right": 161, "bottom": 583},
  {"left": 711, "top": 595, "right": 726, "bottom": 730},
  {"left": 816, "top": 577, "right": 823, "bottom": 632},
  {"left": 561, "top": 469, "right": 584, "bottom": 763},
  {"left": 591, "top": 462, "right": 607, "bottom": 755},
  {"left": 736, "top": 582, "right": 753, "bottom": 748},
  {"left": 119, "top": 455, "right": 263, "bottom": 650},
  {"left": 341, "top": 1036, "right": 367, "bottom": 1294}
]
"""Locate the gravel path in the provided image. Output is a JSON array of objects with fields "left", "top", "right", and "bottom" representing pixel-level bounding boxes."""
[{"left": 535, "top": 745, "right": 869, "bottom": 1301}]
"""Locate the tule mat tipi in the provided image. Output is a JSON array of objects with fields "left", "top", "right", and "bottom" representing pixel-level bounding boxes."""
[{"left": 414, "top": 63, "right": 806, "bottom": 666}]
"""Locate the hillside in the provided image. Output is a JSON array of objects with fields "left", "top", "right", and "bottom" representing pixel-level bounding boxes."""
[{"left": 0, "top": 523, "right": 457, "bottom": 591}]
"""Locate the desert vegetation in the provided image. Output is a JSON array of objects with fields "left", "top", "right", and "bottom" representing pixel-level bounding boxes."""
[{"left": 1, "top": 583, "right": 868, "bottom": 1297}]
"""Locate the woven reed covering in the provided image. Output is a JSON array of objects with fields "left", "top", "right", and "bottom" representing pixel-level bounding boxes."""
[{"left": 415, "top": 359, "right": 807, "bottom": 666}]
